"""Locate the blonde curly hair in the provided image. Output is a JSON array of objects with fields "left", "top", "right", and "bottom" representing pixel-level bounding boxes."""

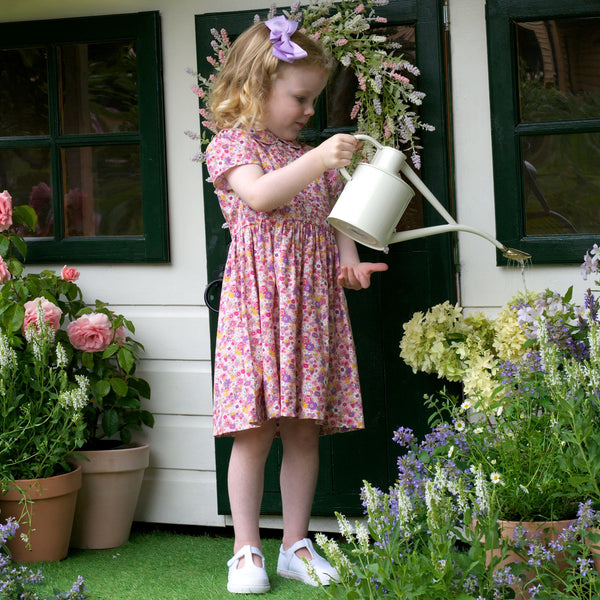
[{"left": 209, "top": 21, "right": 332, "bottom": 131}]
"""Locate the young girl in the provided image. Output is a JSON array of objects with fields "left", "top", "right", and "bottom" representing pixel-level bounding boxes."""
[{"left": 205, "top": 15, "right": 388, "bottom": 594}]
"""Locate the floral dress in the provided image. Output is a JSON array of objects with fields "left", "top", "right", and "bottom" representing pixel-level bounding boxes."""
[{"left": 206, "top": 128, "right": 364, "bottom": 437}]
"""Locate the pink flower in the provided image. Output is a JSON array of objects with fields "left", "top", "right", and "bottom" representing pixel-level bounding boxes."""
[
  {"left": 67, "top": 312, "right": 114, "bottom": 353},
  {"left": 114, "top": 325, "right": 126, "bottom": 346},
  {"left": 61, "top": 265, "right": 80, "bottom": 282},
  {"left": 354, "top": 51, "right": 366, "bottom": 63},
  {"left": 0, "top": 190, "right": 13, "bottom": 232},
  {"left": 355, "top": 3, "right": 365, "bottom": 12},
  {"left": 23, "top": 297, "right": 62, "bottom": 333},
  {"left": 0, "top": 256, "right": 10, "bottom": 283}
]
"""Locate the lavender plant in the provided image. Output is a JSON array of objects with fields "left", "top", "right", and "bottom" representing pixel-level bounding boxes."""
[{"left": 0, "top": 517, "right": 87, "bottom": 599}]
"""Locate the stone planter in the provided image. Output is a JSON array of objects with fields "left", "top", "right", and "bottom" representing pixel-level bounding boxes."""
[{"left": 70, "top": 442, "right": 150, "bottom": 549}]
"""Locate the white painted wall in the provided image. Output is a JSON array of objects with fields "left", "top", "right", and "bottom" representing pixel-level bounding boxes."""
[{"left": 0, "top": 0, "right": 584, "bottom": 529}]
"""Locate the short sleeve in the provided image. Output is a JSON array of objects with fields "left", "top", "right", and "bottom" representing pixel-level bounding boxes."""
[{"left": 206, "top": 129, "right": 262, "bottom": 190}]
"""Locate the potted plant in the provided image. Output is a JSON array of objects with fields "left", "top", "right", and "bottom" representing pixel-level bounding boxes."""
[
  {"left": 0, "top": 189, "right": 154, "bottom": 552},
  {"left": 0, "top": 194, "right": 89, "bottom": 563},
  {"left": 400, "top": 272, "right": 600, "bottom": 522}
]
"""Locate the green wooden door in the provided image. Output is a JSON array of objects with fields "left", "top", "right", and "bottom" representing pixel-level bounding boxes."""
[{"left": 196, "top": 0, "right": 456, "bottom": 516}]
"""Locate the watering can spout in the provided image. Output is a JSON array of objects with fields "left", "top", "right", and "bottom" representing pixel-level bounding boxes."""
[
  {"left": 327, "top": 134, "right": 531, "bottom": 262},
  {"left": 389, "top": 225, "right": 531, "bottom": 261}
]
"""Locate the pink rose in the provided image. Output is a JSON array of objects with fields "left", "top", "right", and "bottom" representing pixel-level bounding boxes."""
[
  {"left": 0, "top": 256, "right": 11, "bottom": 283},
  {"left": 22, "top": 297, "right": 62, "bottom": 333},
  {"left": 0, "top": 190, "right": 13, "bottom": 232},
  {"left": 61, "top": 265, "right": 80, "bottom": 282},
  {"left": 67, "top": 312, "right": 113, "bottom": 352}
]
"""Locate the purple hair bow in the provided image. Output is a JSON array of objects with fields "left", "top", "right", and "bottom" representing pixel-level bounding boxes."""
[{"left": 265, "top": 16, "right": 308, "bottom": 63}]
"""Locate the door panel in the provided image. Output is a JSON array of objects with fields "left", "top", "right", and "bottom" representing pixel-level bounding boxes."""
[{"left": 196, "top": 0, "right": 455, "bottom": 516}]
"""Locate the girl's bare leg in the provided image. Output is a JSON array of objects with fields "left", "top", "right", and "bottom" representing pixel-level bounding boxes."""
[
  {"left": 228, "top": 421, "right": 276, "bottom": 566},
  {"left": 279, "top": 418, "right": 320, "bottom": 559}
]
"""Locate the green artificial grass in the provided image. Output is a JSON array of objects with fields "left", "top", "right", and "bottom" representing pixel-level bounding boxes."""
[{"left": 37, "top": 526, "right": 330, "bottom": 600}]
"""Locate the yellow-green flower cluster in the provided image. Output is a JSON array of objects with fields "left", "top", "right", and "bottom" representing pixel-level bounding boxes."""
[
  {"left": 400, "top": 301, "right": 471, "bottom": 381},
  {"left": 400, "top": 297, "right": 529, "bottom": 405},
  {"left": 493, "top": 301, "right": 529, "bottom": 363}
]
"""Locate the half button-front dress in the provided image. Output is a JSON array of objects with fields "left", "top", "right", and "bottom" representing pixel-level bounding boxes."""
[{"left": 206, "top": 128, "right": 364, "bottom": 437}]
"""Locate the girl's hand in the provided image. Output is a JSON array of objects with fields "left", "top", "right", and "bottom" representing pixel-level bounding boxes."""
[
  {"left": 317, "top": 134, "right": 359, "bottom": 171},
  {"left": 338, "top": 262, "right": 389, "bottom": 290}
]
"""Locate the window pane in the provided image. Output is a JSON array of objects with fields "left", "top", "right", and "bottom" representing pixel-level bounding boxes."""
[
  {"left": 62, "top": 145, "right": 142, "bottom": 236},
  {"left": 522, "top": 132, "right": 600, "bottom": 236},
  {"left": 61, "top": 41, "right": 138, "bottom": 135},
  {"left": 0, "top": 48, "right": 49, "bottom": 136},
  {"left": 517, "top": 18, "right": 600, "bottom": 123},
  {"left": 0, "top": 148, "right": 53, "bottom": 237}
]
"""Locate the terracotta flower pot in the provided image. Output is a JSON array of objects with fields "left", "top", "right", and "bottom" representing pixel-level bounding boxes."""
[
  {"left": 0, "top": 465, "right": 82, "bottom": 563},
  {"left": 70, "top": 442, "right": 150, "bottom": 549},
  {"left": 492, "top": 518, "right": 574, "bottom": 600}
]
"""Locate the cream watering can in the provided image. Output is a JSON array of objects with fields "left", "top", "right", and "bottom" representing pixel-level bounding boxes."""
[{"left": 327, "top": 134, "right": 531, "bottom": 261}]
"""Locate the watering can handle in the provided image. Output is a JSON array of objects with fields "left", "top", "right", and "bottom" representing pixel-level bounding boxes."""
[{"left": 339, "top": 134, "right": 383, "bottom": 181}]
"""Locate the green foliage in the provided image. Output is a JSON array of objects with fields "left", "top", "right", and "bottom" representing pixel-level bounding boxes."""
[{"left": 0, "top": 193, "right": 153, "bottom": 462}]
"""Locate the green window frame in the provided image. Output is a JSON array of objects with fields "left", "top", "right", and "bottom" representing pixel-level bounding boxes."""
[
  {"left": 487, "top": 0, "right": 600, "bottom": 264},
  {"left": 0, "top": 11, "right": 169, "bottom": 263}
]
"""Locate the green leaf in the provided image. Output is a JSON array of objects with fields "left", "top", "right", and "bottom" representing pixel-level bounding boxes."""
[
  {"left": 92, "top": 379, "right": 111, "bottom": 398},
  {"left": 8, "top": 258, "right": 24, "bottom": 279},
  {"left": 81, "top": 351, "right": 94, "bottom": 370},
  {"left": 118, "top": 347, "right": 135, "bottom": 374},
  {"left": 12, "top": 204, "right": 38, "bottom": 231},
  {"left": 102, "top": 344, "right": 119, "bottom": 359},
  {"left": 102, "top": 409, "right": 120, "bottom": 438},
  {"left": 141, "top": 411, "right": 155, "bottom": 428},
  {"left": 129, "top": 377, "right": 151, "bottom": 399},
  {"left": 564, "top": 285, "right": 573, "bottom": 303},
  {"left": 110, "top": 377, "right": 128, "bottom": 397},
  {"left": 2, "top": 303, "right": 24, "bottom": 334},
  {"left": 10, "top": 234, "right": 28, "bottom": 258},
  {"left": 0, "top": 236, "right": 9, "bottom": 256}
]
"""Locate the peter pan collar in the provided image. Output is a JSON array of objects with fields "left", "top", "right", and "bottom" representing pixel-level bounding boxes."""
[{"left": 249, "top": 129, "right": 302, "bottom": 150}]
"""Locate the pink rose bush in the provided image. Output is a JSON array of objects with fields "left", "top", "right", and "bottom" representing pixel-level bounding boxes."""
[{"left": 0, "top": 189, "right": 153, "bottom": 449}]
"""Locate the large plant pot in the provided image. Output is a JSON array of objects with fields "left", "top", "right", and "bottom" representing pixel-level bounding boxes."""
[
  {"left": 0, "top": 465, "right": 82, "bottom": 563},
  {"left": 70, "top": 442, "right": 150, "bottom": 549},
  {"left": 492, "top": 519, "right": 574, "bottom": 600}
]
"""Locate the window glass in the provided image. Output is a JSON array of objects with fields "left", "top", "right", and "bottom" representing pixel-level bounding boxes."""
[
  {"left": 0, "top": 147, "right": 53, "bottom": 237},
  {"left": 61, "top": 41, "right": 139, "bottom": 135},
  {"left": 62, "top": 145, "right": 142, "bottom": 237},
  {"left": 0, "top": 47, "right": 49, "bottom": 136},
  {"left": 522, "top": 132, "right": 600, "bottom": 236},
  {"left": 517, "top": 18, "right": 600, "bottom": 123}
]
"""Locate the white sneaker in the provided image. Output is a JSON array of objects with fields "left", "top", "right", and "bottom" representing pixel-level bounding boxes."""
[
  {"left": 276, "top": 538, "right": 339, "bottom": 586},
  {"left": 226, "top": 545, "right": 271, "bottom": 594}
]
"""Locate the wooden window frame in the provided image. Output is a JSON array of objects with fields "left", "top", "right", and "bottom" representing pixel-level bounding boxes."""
[
  {"left": 0, "top": 11, "right": 169, "bottom": 263},
  {"left": 487, "top": 0, "right": 600, "bottom": 264}
]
